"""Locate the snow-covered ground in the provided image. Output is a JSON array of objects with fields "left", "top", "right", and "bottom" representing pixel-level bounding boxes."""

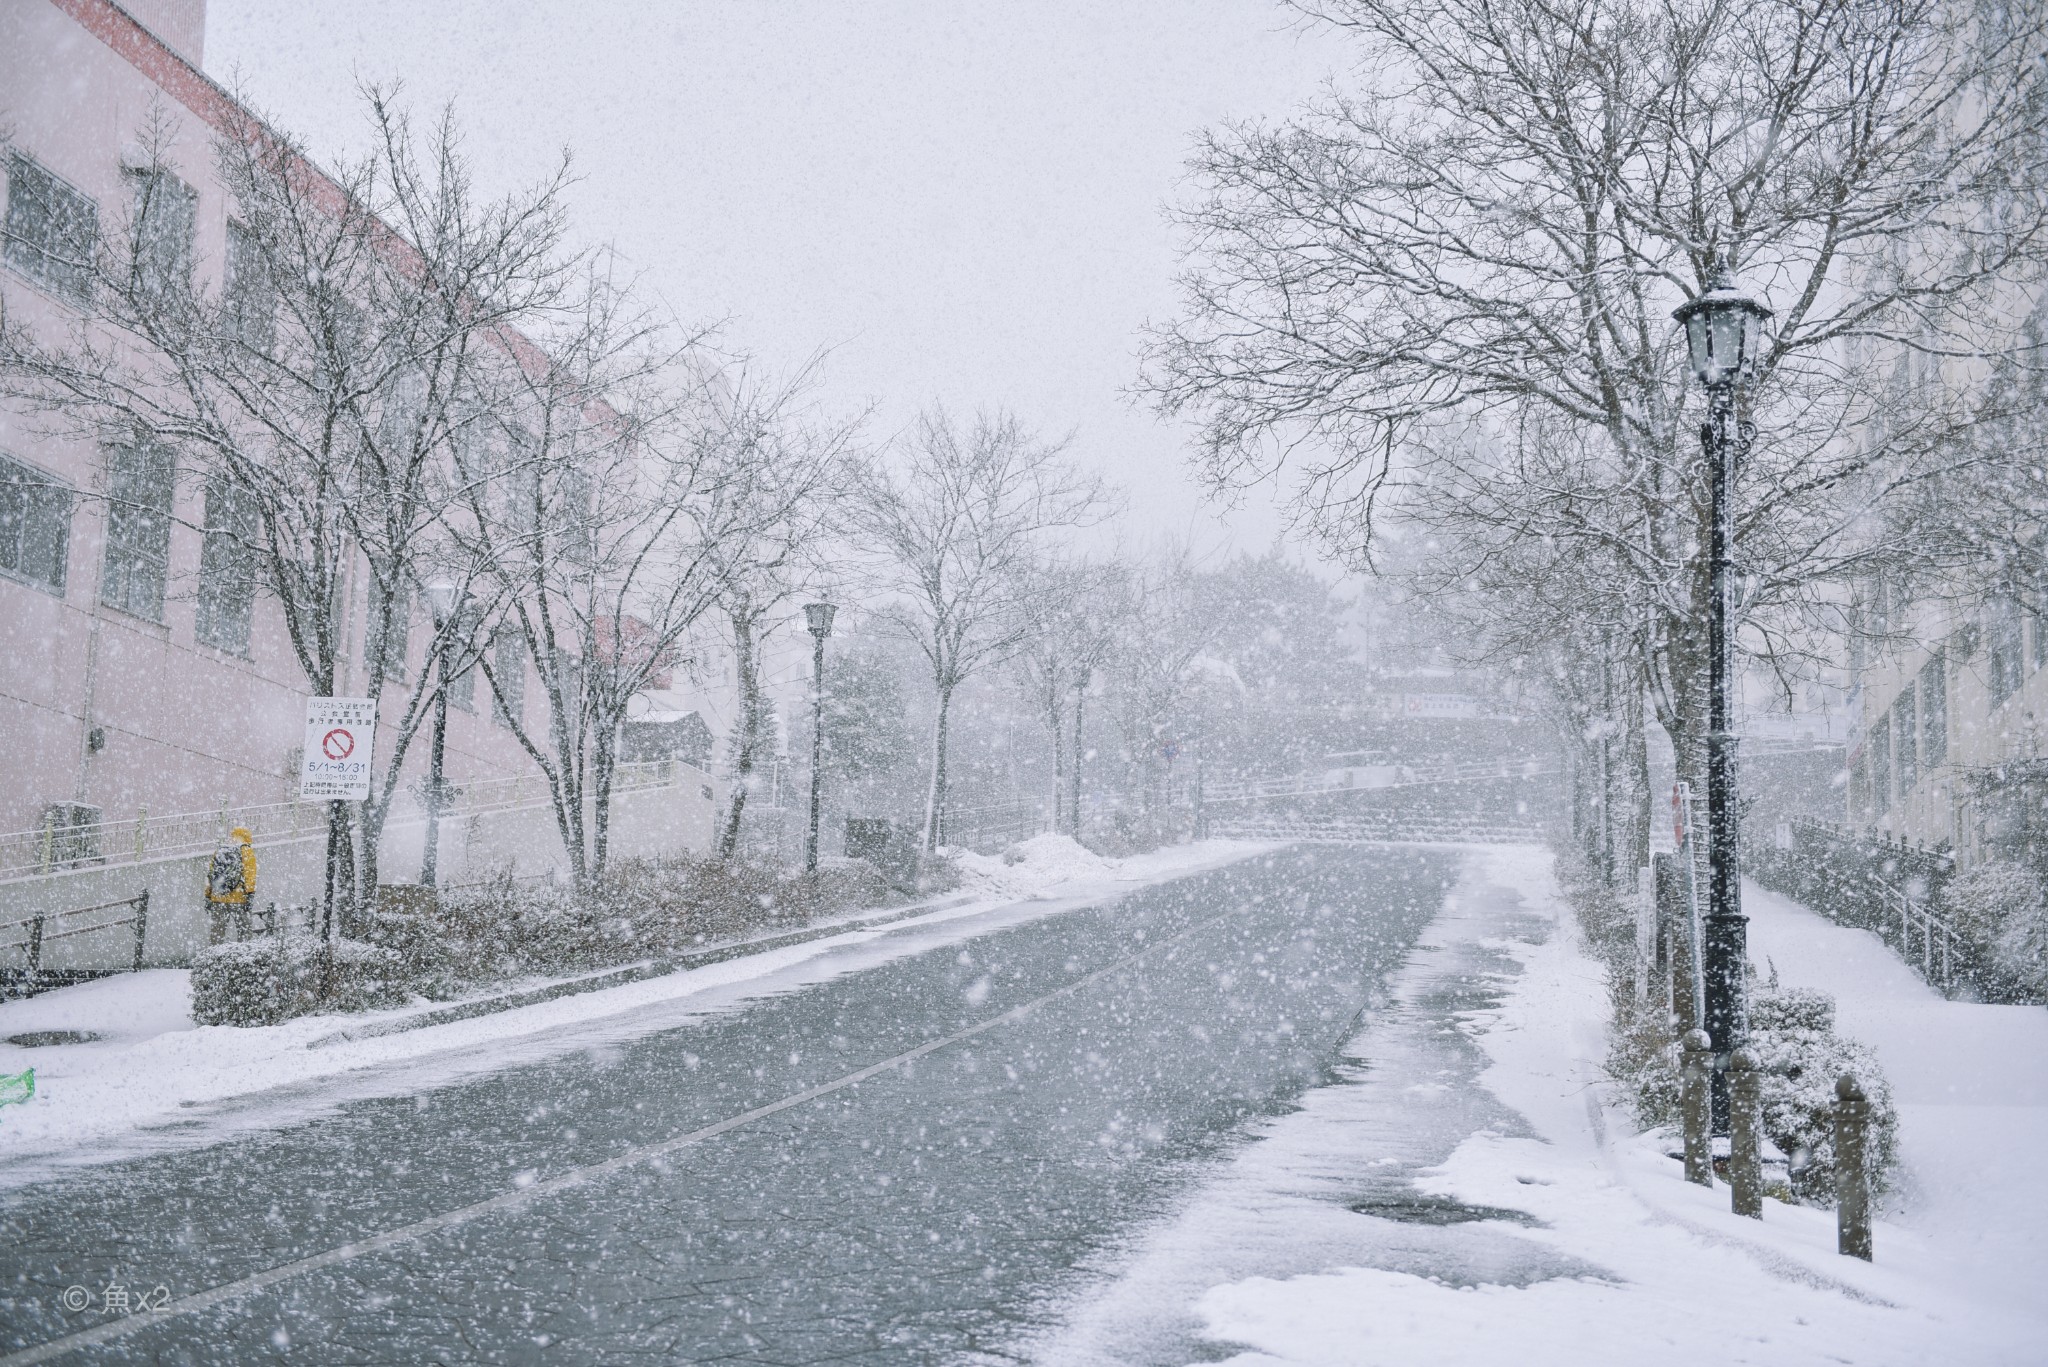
[
  {"left": 1033, "top": 846, "right": 2048, "bottom": 1367},
  {"left": 0, "top": 837, "right": 1270, "bottom": 1182}
]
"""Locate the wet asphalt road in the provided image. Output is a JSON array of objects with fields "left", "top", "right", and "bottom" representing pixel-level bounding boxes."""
[{"left": 0, "top": 844, "right": 1457, "bottom": 1365}]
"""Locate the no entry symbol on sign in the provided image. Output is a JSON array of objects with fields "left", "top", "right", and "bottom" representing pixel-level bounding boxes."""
[{"left": 301, "top": 698, "right": 375, "bottom": 801}]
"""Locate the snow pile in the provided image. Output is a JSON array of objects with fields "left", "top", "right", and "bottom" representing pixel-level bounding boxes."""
[{"left": 949, "top": 833, "right": 1121, "bottom": 898}]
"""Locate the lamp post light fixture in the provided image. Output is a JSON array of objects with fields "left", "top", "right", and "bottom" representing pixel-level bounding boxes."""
[
  {"left": 1672, "top": 264, "right": 1772, "bottom": 1131},
  {"left": 420, "top": 577, "right": 461, "bottom": 889},
  {"left": 803, "top": 601, "right": 838, "bottom": 874}
]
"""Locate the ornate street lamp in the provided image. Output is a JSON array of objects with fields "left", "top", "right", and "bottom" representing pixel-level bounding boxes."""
[
  {"left": 803, "top": 601, "right": 838, "bottom": 874},
  {"left": 1672, "top": 265, "right": 1772, "bottom": 1130},
  {"left": 420, "top": 577, "right": 461, "bottom": 888}
]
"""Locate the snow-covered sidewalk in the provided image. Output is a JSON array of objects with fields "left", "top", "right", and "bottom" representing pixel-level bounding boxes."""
[
  {"left": 1743, "top": 879, "right": 2048, "bottom": 1321},
  {"left": 1030, "top": 846, "right": 2048, "bottom": 1366},
  {"left": 0, "top": 836, "right": 1269, "bottom": 1183}
]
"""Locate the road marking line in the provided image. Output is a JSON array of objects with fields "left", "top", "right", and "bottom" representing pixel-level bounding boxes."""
[{"left": 1, "top": 903, "right": 1230, "bottom": 1365}]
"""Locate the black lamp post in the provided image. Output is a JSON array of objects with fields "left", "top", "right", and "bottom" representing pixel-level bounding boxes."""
[
  {"left": 803, "top": 601, "right": 837, "bottom": 873},
  {"left": 1672, "top": 265, "right": 1772, "bottom": 1129},
  {"left": 420, "top": 578, "right": 460, "bottom": 888}
]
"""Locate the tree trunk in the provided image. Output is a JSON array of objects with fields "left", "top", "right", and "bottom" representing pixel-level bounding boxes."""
[
  {"left": 718, "top": 611, "right": 764, "bottom": 860},
  {"left": 1068, "top": 675, "right": 1087, "bottom": 840},
  {"left": 1623, "top": 668, "right": 1651, "bottom": 877},
  {"left": 924, "top": 682, "right": 954, "bottom": 854},
  {"left": 589, "top": 713, "right": 618, "bottom": 890}
]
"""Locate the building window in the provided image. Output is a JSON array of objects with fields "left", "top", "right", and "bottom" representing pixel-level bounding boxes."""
[
  {"left": 223, "top": 220, "right": 275, "bottom": 351},
  {"left": 195, "top": 474, "right": 259, "bottom": 654},
  {"left": 372, "top": 584, "right": 411, "bottom": 682},
  {"left": 446, "top": 605, "right": 481, "bottom": 713},
  {"left": 126, "top": 167, "right": 194, "bottom": 301},
  {"left": 491, "top": 626, "right": 525, "bottom": 728},
  {"left": 1868, "top": 715, "right": 1891, "bottom": 817},
  {"left": 1921, "top": 653, "right": 1947, "bottom": 767},
  {"left": 0, "top": 454, "right": 72, "bottom": 594},
  {"left": 1893, "top": 685, "right": 1917, "bottom": 796},
  {"left": 1989, "top": 599, "right": 2025, "bottom": 707},
  {"left": 3, "top": 154, "right": 97, "bottom": 301},
  {"left": 100, "top": 437, "right": 175, "bottom": 621}
]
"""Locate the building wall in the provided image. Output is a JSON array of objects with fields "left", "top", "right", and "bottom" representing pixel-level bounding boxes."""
[
  {"left": 1846, "top": 595, "right": 2048, "bottom": 862},
  {"left": 0, "top": 3, "right": 566, "bottom": 860}
]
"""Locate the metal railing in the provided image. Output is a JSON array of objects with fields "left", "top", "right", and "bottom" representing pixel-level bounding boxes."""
[
  {"left": 941, "top": 799, "right": 1048, "bottom": 853},
  {"left": 1748, "top": 817, "right": 1969, "bottom": 992},
  {"left": 0, "top": 759, "right": 702, "bottom": 883},
  {"left": 0, "top": 890, "right": 150, "bottom": 981},
  {"left": 1202, "top": 756, "right": 1555, "bottom": 804},
  {"left": 1887, "top": 881, "right": 1964, "bottom": 986}
]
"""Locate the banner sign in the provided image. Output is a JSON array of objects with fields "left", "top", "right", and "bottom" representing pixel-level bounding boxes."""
[{"left": 300, "top": 697, "right": 377, "bottom": 801}]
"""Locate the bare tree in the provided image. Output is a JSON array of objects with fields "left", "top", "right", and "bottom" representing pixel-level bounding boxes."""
[
  {"left": 851, "top": 407, "right": 1108, "bottom": 852},
  {"left": 705, "top": 361, "right": 866, "bottom": 861},
  {"left": 1140, "top": 0, "right": 2048, "bottom": 804},
  {"left": 0, "top": 90, "right": 576, "bottom": 928},
  {"left": 1014, "top": 556, "right": 1131, "bottom": 836},
  {"left": 1105, "top": 546, "right": 1225, "bottom": 834},
  {"left": 452, "top": 263, "right": 762, "bottom": 892}
]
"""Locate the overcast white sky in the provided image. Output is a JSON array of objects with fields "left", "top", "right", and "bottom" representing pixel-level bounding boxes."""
[{"left": 203, "top": 1, "right": 1355, "bottom": 556}]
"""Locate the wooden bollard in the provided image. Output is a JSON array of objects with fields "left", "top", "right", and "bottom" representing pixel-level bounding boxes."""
[
  {"left": 1728, "top": 1047, "right": 1763, "bottom": 1217},
  {"left": 1680, "top": 1029, "right": 1713, "bottom": 1187},
  {"left": 1836, "top": 1074, "right": 1873, "bottom": 1260}
]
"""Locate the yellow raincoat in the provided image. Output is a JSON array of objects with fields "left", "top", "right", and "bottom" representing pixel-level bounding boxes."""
[{"left": 206, "top": 827, "right": 257, "bottom": 941}]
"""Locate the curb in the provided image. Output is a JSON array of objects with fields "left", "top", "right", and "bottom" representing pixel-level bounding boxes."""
[{"left": 306, "top": 891, "right": 982, "bottom": 1049}]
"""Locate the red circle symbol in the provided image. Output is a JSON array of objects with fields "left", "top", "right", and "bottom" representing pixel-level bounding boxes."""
[{"left": 321, "top": 728, "right": 355, "bottom": 760}]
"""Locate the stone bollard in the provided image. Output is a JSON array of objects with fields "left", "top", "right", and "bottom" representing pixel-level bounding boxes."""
[
  {"left": 1835, "top": 1074, "right": 1873, "bottom": 1260},
  {"left": 1680, "top": 1029, "right": 1713, "bottom": 1187},
  {"left": 1728, "top": 1047, "right": 1763, "bottom": 1218}
]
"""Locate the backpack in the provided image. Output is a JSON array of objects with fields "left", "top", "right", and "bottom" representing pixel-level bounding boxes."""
[{"left": 207, "top": 843, "right": 245, "bottom": 899}]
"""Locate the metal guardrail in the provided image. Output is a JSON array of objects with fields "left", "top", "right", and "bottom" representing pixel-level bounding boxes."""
[
  {"left": 0, "top": 889, "right": 149, "bottom": 980},
  {"left": 941, "top": 800, "right": 1048, "bottom": 853},
  {"left": 1202, "top": 757, "right": 1556, "bottom": 804},
  {"left": 1750, "top": 817, "right": 1968, "bottom": 991},
  {"left": 1208, "top": 818, "right": 1545, "bottom": 846},
  {"left": 0, "top": 760, "right": 702, "bottom": 883}
]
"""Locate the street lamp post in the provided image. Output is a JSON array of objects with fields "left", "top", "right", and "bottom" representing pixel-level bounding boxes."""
[
  {"left": 421, "top": 578, "right": 460, "bottom": 888},
  {"left": 803, "top": 601, "right": 837, "bottom": 874},
  {"left": 1672, "top": 265, "right": 1773, "bottom": 1130}
]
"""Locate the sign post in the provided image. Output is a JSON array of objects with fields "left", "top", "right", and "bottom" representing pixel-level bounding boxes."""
[
  {"left": 301, "top": 698, "right": 375, "bottom": 942},
  {"left": 1671, "top": 782, "right": 1708, "bottom": 1046}
]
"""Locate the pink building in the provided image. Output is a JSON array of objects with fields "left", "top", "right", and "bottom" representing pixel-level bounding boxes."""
[{"left": 0, "top": 1, "right": 723, "bottom": 951}]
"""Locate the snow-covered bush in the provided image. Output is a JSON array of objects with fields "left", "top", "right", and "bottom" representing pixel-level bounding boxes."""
[
  {"left": 1746, "top": 988, "right": 1898, "bottom": 1201},
  {"left": 1994, "top": 889, "right": 2048, "bottom": 999},
  {"left": 1607, "top": 979, "right": 1899, "bottom": 1204},
  {"left": 1938, "top": 861, "right": 2048, "bottom": 999},
  {"left": 190, "top": 934, "right": 405, "bottom": 1026},
  {"left": 431, "top": 855, "right": 909, "bottom": 982}
]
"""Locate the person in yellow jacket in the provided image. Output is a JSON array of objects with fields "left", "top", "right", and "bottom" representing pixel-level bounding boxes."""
[{"left": 205, "top": 827, "right": 257, "bottom": 942}]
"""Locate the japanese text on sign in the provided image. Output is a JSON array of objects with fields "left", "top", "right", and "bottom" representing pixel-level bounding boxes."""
[{"left": 300, "top": 697, "right": 377, "bottom": 801}]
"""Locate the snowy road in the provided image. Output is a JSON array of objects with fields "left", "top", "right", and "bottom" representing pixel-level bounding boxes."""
[{"left": 0, "top": 844, "right": 1457, "bottom": 1365}]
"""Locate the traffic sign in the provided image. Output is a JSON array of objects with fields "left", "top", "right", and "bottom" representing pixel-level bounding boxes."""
[{"left": 300, "top": 697, "right": 376, "bottom": 801}]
